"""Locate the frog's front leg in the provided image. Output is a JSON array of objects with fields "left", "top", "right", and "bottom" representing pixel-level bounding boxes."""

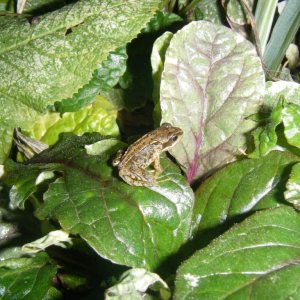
[
  {"left": 119, "top": 165, "right": 156, "bottom": 186},
  {"left": 152, "top": 151, "right": 162, "bottom": 176}
]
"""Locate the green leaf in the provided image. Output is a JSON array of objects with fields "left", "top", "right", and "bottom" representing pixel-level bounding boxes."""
[
  {"left": 0, "top": 252, "right": 60, "bottom": 299},
  {"left": 181, "top": 0, "right": 224, "bottom": 24},
  {"left": 105, "top": 268, "right": 170, "bottom": 300},
  {"left": 0, "top": 0, "right": 164, "bottom": 163},
  {"left": 285, "top": 162, "right": 300, "bottom": 211},
  {"left": 151, "top": 32, "right": 173, "bottom": 127},
  {"left": 175, "top": 207, "right": 300, "bottom": 299},
  {"left": 23, "top": 0, "right": 66, "bottom": 14},
  {"left": 249, "top": 98, "right": 283, "bottom": 158},
  {"left": 3, "top": 160, "right": 60, "bottom": 209},
  {"left": 22, "top": 230, "right": 72, "bottom": 253},
  {"left": 54, "top": 47, "right": 128, "bottom": 113},
  {"left": 264, "top": 81, "right": 300, "bottom": 109},
  {"left": 9, "top": 133, "right": 194, "bottom": 269},
  {"left": 264, "top": 0, "right": 300, "bottom": 74},
  {"left": 282, "top": 102, "right": 300, "bottom": 148},
  {"left": 254, "top": 0, "right": 278, "bottom": 54},
  {"left": 28, "top": 95, "right": 119, "bottom": 146},
  {"left": 160, "top": 21, "right": 265, "bottom": 183},
  {"left": 143, "top": 11, "right": 183, "bottom": 33},
  {"left": 193, "top": 151, "right": 299, "bottom": 237}
]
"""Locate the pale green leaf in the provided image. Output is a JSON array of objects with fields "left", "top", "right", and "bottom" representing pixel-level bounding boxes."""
[
  {"left": 282, "top": 102, "right": 300, "bottom": 148},
  {"left": 27, "top": 95, "right": 119, "bottom": 146},
  {"left": 105, "top": 268, "right": 170, "bottom": 300},
  {"left": 285, "top": 162, "right": 300, "bottom": 210},
  {"left": 0, "top": 0, "right": 165, "bottom": 163},
  {"left": 151, "top": 32, "right": 173, "bottom": 127},
  {"left": 160, "top": 21, "right": 265, "bottom": 182}
]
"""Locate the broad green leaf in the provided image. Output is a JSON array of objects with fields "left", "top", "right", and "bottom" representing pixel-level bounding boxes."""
[
  {"left": 175, "top": 207, "right": 300, "bottom": 300},
  {"left": 193, "top": 151, "right": 299, "bottom": 237},
  {"left": 282, "top": 102, "right": 300, "bottom": 148},
  {"left": 151, "top": 32, "right": 173, "bottom": 127},
  {"left": 28, "top": 95, "right": 119, "bottom": 146},
  {"left": 9, "top": 133, "right": 194, "bottom": 269},
  {"left": 105, "top": 268, "right": 170, "bottom": 300},
  {"left": 0, "top": 0, "right": 164, "bottom": 163},
  {"left": 0, "top": 252, "right": 60, "bottom": 299},
  {"left": 264, "top": 81, "right": 300, "bottom": 109},
  {"left": 249, "top": 98, "right": 283, "bottom": 158},
  {"left": 285, "top": 162, "right": 300, "bottom": 210},
  {"left": 160, "top": 21, "right": 265, "bottom": 183},
  {"left": 54, "top": 47, "right": 128, "bottom": 113}
]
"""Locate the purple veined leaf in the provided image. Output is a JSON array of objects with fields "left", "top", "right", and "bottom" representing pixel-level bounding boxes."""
[{"left": 160, "top": 21, "right": 265, "bottom": 183}]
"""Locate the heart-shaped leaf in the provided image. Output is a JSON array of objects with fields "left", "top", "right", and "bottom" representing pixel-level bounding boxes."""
[
  {"left": 160, "top": 21, "right": 265, "bottom": 183},
  {"left": 6, "top": 134, "right": 194, "bottom": 269},
  {"left": 192, "top": 151, "right": 299, "bottom": 237},
  {"left": 175, "top": 207, "right": 300, "bottom": 299}
]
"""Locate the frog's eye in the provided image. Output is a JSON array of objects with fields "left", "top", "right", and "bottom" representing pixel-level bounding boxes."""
[{"left": 172, "top": 135, "right": 178, "bottom": 142}]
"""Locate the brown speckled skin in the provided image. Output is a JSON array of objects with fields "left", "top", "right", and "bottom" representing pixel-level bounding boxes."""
[{"left": 113, "top": 123, "right": 183, "bottom": 186}]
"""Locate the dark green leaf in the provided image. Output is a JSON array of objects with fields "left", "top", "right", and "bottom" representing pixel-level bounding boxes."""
[
  {"left": 0, "top": 252, "right": 60, "bottom": 299},
  {"left": 193, "top": 151, "right": 299, "bottom": 237},
  {"left": 176, "top": 207, "right": 300, "bottom": 299},
  {"left": 8, "top": 133, "right": 194, "bottom": 269}
]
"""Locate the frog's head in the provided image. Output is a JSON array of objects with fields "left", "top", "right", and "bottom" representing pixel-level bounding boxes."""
[{"left": 160, "top": 123, "right": 183, "bottom": 151}]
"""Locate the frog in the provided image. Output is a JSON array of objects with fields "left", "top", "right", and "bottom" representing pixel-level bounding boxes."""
[{"left": 112, "top": 123, "right": 183, "bottom": 186}]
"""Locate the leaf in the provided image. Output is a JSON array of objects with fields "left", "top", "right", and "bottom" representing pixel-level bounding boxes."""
[
  {"left": 282, "top": 102, "right": 300, "bottom": 148},
  {"left": 28, "top": 95, "right": 119, "bottom": 146},
  {"left": 105, "top": 268, "right": 170, "bottom": 300},
  {"left": 8, "top": 133, "right": 194, "bottom": 269},
  {"left": 151, "top": 32, "right": 174, "bottom": 127},
  {"left": 54, "top": 47, "right": 128, "bottom": 113},
  {"left": 4, "top": 159, "right": 60, "bottom": 209},
  {"left": 285, "top": 162, "right": 300, "bottom": 210},
  {"left": 160, "top": 21, "right": 265, "bottom": 183},
  {"left": 0, "top": 0, "right": 164, "bottom": 163},
  {"left": 264, "top": 0, "right": 300, "bottom": 74},
  {"left": 143, "top": 11, "right": 183, "bottom": 33},
  {"left": 22, "top": 230, "right": 72, "bottom": 253},
  {"left": 192, "top": 151, "right": 299, "bottom": 237},
  {"left": 175, "top": 207, "right": 300, "bottom": 300},
  {"left": 264, "top": 81, "right": 300, "bottom": 109},
  {"left": 0, "top": 252, "right": 60, "bottom": 299},
  {"left": 249, "top": 98, "right": 283, "bottom": 158}
]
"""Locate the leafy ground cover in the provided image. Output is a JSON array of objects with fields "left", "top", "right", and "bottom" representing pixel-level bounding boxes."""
[{"left": 1, "top": 0, "right": 300, "bottom": 299}]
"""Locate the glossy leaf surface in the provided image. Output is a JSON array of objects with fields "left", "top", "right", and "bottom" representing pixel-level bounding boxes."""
[
  {"left": 176, "top": 207, "right": 300, "bottom": 300},
  {"left": 193, "top": 151, "right": 299, "bottom": 236},
  {"left": 0, "top": 253, "right": 59, "bottom": 299},
  {"left": 7, "top": 134, "right": 194, "bottom": 269}
]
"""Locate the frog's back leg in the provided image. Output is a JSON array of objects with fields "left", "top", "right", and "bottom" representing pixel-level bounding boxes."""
[{"left": 119, "top": 166, "right": 156, "bottom": 186}]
